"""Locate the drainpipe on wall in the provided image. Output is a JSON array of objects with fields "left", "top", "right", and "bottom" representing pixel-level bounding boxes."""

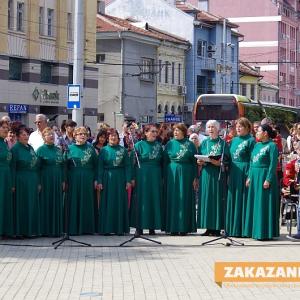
[{"left": 119, "top": 31, "right": 124, "bottom": 119}]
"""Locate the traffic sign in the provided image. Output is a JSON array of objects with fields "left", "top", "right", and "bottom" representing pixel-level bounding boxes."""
[{"left": 67, "top": 84, "right": 81, "bottom": 109}]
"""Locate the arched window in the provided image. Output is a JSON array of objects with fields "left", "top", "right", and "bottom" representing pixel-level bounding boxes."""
[
  {"left": 164, "top": 104, "right": 168, "bottom": 113},
  {"left": 178, "top": 105, "right": 182, "bottom": 114},
  {"left": 157, "top": 104, "right": 162, "bottom": 113},
  {"left": 171, "top": 105, "right": 175, "bottom": 114}
]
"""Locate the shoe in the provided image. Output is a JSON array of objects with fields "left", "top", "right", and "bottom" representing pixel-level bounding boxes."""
[
  {"left": 287, "top": 234, "right": 300, "bottom": 240},
  {"left": 213, "top": 230, "right": 221, "bottom": 237},
  {"left": 149, "top": 229, "right": 155, "bottom": 235},
  {"left": 200, "top": 230, "right": 212, "bottom": 236},
  {"left": 179, "top": 232, "right": 187, "bottom": 236}
]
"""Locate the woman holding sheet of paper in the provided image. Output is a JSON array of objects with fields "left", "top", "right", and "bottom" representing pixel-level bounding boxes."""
[{"left": 197, "top": 120, "right": 229, "bottom": 237}]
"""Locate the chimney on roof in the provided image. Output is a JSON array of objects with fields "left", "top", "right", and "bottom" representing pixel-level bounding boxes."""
[{"left": 97, "top": 0, "right": 105, "bottom": 14}]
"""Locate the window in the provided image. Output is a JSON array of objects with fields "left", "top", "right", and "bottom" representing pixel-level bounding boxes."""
[
  {"left": 47, "top": 8, "right": 54, "bottom": 36},
  {"left": 164, "top": 104, "right": 168, "bottom": 114},
  {"left": 178, "top": 63, "right": 181, "bottom": 85},
  {"left": 40, "top": 62, "right": 53, "bottom": 83},
  {"left": 157, "top": 104, "right": 162, "bottom": 113},
  {"left": 96, "top": 54, "right": 105, "bottom": 63},
  {"left": 240, "top": 83, "right": 247, "bottom": 96},
  {"left": 198, "top": 0, "right": 208, "bottom": 11},
  {"left": 39, "top": 7, "right": 44, "bottom": 35},
  {"left": 250, "top": 84, "right": 255, "bottom": 100},
  {"left": 197, "top": 75, "right": 206, "bottom": 95},
  {"left": 68, "top": 65, "right": 73, "bottom": 84},
  {"left": 165, "top": 61, "right": 169, "bottom": 83},
  {"left": 8, "top": 0, "right": 13, "bottom": 30},
  {"left": 178, "top": 105, "right": 182, "bottom": 115},
  {"left": 158, "top": 60, "right": 162, "bottom": 82},
  {"left": 197, "top": 40, "right": 207, "bottom": 57},
  {"left": 17, "top": 2, "right": 24, "bottom": 32},
  {"left": 9, "top": 58, "right": 23, "bottom": 80},
  {"left": 171, "top": 62, "right": 175, "bottom": 84},
  {"left": 67, "top": 13, "right": 73, "bottom": 40},
  {"left": 140, "top": 58, "right": 154, "bottom": 81}
]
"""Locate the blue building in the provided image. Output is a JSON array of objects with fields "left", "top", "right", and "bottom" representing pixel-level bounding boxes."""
[{"left": 106, "top": 0, "right": 240, "bottom": 123}]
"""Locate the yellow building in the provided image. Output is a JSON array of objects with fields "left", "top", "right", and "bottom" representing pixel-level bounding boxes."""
[
  {"left": 239, "top": 61, "right": 262, "bottom": 101},
  {"left": 0, "top": 0, "right": 98, "bottom": 130}
]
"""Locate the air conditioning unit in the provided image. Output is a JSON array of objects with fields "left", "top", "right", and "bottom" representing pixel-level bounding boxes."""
[
  {"left": 207, "top": 45, "right": 216, "bottom": 52},
  {"left": 279, "top": 75, "right": 283, "bottom": 82},
  {"left": 183, "top": 104, "right": 193, "bottom": 112},
  {"left": 207, "top": 52, "right": 215, "bottom": 58},
  {"left": 178, "top": 85, "right": 187, "bottom": 95}
]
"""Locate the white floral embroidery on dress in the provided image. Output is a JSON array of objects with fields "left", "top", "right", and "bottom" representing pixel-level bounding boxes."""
[
  {"left": 30, "top": 148, "right": 38, "bottom": 168},
  {"left": 207, "top": 140, "right": 221, "bottom": 156},
  {"left": 252, "top": 146, "right": 269, "bottom": 163},
  {"left": 233, "top": 140, "right": 248, "bottom": 160},
  {"left": 149, "top": 143, "right": 160, "bottom": 160},
  {"left": 114, "top": 147, "right": 125, "bottom": 166},
  {"left": 81, "top": 147, "right": 93, "bottom": 166},
  {"left": 176, "top": 140, "right": 190, "bottom": 160}
]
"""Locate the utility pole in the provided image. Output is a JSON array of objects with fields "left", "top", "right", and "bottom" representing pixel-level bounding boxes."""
[
  {"left": 221, "top": 18, "right": 226, "bottom": 94},
  {"left": 72, "top": 0, "right": 84, "bottom": 125}
]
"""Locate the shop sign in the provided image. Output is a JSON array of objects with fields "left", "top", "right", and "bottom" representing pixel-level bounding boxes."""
[{"left": 7, "top": 104, "right": 28, "bottom": 114}]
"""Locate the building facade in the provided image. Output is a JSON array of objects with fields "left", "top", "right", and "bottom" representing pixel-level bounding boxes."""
[
  {"left": 190, "top": 0, "right": 300, "bottom": 106},
  {"left": 106, "top": 0, "right": 240, "bottom": 123},
  {"left": 96, "top": 13, "right": 189, "bottom": 128},
  {"left": 0, "top": 0, "right": 98, "bottom": 130}
]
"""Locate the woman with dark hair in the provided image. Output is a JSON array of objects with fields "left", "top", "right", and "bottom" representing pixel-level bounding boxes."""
[
  {"left": 0, "top": 120, "right": 14, "bottom": 236},
  {"left": 226, "top": 117, "right": 255, "bottom": 237},
  {"left": 36, "top": 127, "right": 65, "bottom": 236},
  {"left": 98, "top": 129, "right": 131, "bottom": 235},
  {"left": 245, "top": 124, "right": 279, "bottom": 240},
  {"left": 164, "top": 123, "right": 198, "bottom": 235},
  {"left": 129, "top": 124, "right": 163, "bottom": 235},
  {"left": 65, "top": 126, "right": 98, "bottom": 235},
  {"left": 11, "top": 125, "right": 40, "bottom": 237},
  {"left": 93, "top": 129, "right": 107, "bottom": 155},
  {"left": 197, "top": 120, "right": 229, "bottom": 237}
]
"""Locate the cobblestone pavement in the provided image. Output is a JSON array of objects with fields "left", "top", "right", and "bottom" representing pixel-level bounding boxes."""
[{"left": 0, "top": 228, "right": 300, "bottom": 299}]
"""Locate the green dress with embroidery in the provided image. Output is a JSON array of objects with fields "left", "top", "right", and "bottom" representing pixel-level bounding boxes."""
[
  {"left": 244, "top": 140, "right": 279, "bottom": 239},
  {"left": 98, "top": 145, "right": 131, "bottom": 234},
  {"left": 226, "top": 135, "right": 255, "bottom": 237},
  {"left": 36, "top": 144, "right": 65, "bottom": 236},
  {"left": 164, "top": 138, "right": 197, "bottom": 233},
  {"left": 197, "top": 137, "right": 229, "bottom": 231},
  {"left": 11, "top": 142, "right": 40, "bottom": 236},
  {"left": 130, "top": 140, "right": 163, "bottom": 230},
  {"left": 0, "top": 138, "right": 13, "bottom": 236},
  {"left": 65, "top": 143, "right": 98, "bottom": 235}
]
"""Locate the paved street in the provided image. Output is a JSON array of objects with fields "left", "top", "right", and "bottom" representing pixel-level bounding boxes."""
[{"left": 0, "top": 229, "right": 300, "bottom": 300}]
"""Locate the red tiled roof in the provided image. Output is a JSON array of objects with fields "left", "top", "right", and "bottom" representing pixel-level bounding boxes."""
[
  {"left": 96, "top": 14, "right": 189, "bottom": 45},
  {"left": 175, "top": 2, "right": 238, "bottom": 28},
  {"left": 239, "top": 61, "right": 262, "bottom": 77}
]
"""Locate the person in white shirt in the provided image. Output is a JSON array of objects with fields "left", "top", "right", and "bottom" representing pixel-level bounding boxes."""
[{"left": 28, "top": 114, "right": 48, "bottom": 151}]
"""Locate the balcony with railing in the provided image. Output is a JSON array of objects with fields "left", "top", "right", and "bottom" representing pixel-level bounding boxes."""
[{"left": 198, "top": 56, "right": 216, "bottom": 71}]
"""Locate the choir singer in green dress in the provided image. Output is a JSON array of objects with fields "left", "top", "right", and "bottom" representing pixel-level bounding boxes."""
[
  {"left": 11, "top": 125, "right": 40, "bottom": 237},
  {"left": 0, "top": 120, "right": 13, "bottom": 236},
  {"left": 197, "top": 120, "right": 229, "bottom": 237},
  {"left": 245, "top": 124, "right": 279, "bottom": 240},
  {"left": 98, "top": 129, "right": 131, "bottom": 235},
  {"left": 130, "top": 124, "right": 163, "bottom": 235},
  {"left": 65, "top": 127, "right": 98, "bottom": 235},
  {"left": 164, "top": 123, "right": 198, "bottom": 235},
  {"left": 226, "top": 118, "right": 255, "bottom": 237},
  {"left": 36, "top": 127, "right": 65, "bottom": 236}
]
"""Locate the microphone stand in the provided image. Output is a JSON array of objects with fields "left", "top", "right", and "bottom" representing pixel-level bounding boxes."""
[
  {"left": 202, "top": 122, "right": 244, "bottom": 247},
  {"left": 52, "top": 142, "right": 91, "bottom": 249},
  {"left": 120, "top": 130, "right": 161, "bottom": 246}
]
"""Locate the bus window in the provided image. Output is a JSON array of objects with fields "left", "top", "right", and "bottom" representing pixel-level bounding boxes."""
[
  {"left": 243, "top": 103, "right": 264, "bottom": 122},
  {"left": 195, "top": 103, "right": 238, "bottom": 121}
]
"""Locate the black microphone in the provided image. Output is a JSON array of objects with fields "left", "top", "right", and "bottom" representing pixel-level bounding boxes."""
[{"left": 224, "top": 120, "right": 232, "bottom": 126}]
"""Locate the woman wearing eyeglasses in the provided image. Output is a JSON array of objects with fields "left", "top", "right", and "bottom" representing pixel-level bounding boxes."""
[
  {"left": 11, "top": 124, "right": 40, "bottom": 237},
  {"left": 36, "top": 127, "right": 65, "bottom": 236},
  {"left": 129, "top": 124, "right": 163, "bottom": 235},
  {"left": 65, "top": 127, "right": 98, "bottom": 235},
  {"left": 0, "top": 120, "right": 14, "bottom": 236}
]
